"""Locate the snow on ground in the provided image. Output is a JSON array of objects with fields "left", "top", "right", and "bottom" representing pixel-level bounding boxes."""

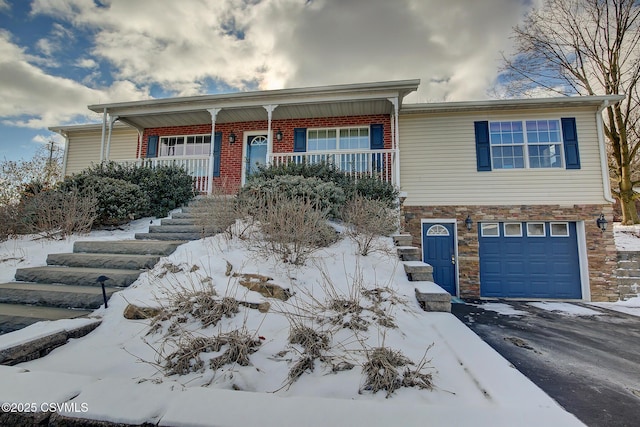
[
  {"left": 528, "top": 302, "right": 602, "bottom": 316},
  {"left": 614, "top": 223, "right": 640, "bottom": 251},
  {"left": 591, "top": 296, "right": 640, "bottom": 317},
  {"left": 0, "top": 224, "right": 583, "bottom": 426}
]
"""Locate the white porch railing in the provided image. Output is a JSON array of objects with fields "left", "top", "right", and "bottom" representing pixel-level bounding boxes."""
[
  {"left": 270, "top": 149, "right": 396, "bottom": 184},
  {"left": 117, "top": 156, "right": 210, "bottom": 194}
]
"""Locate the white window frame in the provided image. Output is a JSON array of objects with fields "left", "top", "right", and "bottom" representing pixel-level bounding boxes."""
[
  {"left": 526, "top": 222, "right": 546, "bottom": 237},
  {"left": 159, "top": 134, "right": 211, "bottom": 157},
  {"left": 426, "top": 224, "right": 450, "bottom": 236},
  {"left": 481, "top": 222, "right": 500, "bottom": 237},
  {"left": 550, "top": 222, "right": 570, "bottom": 237},
  {"left": 306, "top": 126, "right": 370, "bottom": 151},
  {"left": 489, "top": 118, "right": 565, "bottom": 170},
  {"left": 503, "top": 222, "right": 523, "bottom": 237}
]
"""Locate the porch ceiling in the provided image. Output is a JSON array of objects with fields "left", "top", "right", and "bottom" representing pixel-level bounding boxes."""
[
  {"left": 115, "top": 99, "right": 395, "bottom": 129},
  {"left": 88, "top": 79, "right": 420, "bottom": 130}
]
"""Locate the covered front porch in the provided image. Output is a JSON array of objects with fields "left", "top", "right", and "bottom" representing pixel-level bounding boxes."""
[{"left": 88, "top": 80, "right": 419, "bottom": 194}]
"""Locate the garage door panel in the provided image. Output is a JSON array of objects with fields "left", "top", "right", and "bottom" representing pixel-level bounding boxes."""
[{"left": 479, "top": 221, "right": 581, "bottom": 299}]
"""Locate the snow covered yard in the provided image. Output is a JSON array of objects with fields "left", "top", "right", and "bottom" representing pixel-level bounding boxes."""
[{"left": 0, "top": 221, "right": 584, "bottom": 426}]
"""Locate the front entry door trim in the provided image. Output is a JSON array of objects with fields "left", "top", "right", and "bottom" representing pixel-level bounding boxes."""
[{"left": 420, "top": 218, "right": 459, "bottom": 296}]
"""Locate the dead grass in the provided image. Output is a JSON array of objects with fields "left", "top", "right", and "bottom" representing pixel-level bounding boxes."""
[{"left": 343, "top": 195, "right": 398, "bottom": 256}]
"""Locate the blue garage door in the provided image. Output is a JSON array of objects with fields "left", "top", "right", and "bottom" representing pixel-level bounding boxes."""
[{"left": 479, "top": 222, "right": 581, "bottom": 299}]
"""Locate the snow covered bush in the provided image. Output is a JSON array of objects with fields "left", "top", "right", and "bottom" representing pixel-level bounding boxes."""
[{"left": 343, "top": 195, "right": 398, "bottom": 255}]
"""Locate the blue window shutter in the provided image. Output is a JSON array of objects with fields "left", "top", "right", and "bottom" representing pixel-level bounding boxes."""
[
  {"left": 561, "top": 117, "right": 580, "bottom": 169},
  {"left": 293, "top": 128, "right": 306, "bottom": 152},
  {"left": 146, "top": 135, "right": 159, "bottom": 158},
  {"left": 213, "top": 131, "right": 222, "bottom": 177},
  {"left": 370, "top": 124, "right": 384, "bottom": 149},
  {"left": 474, "top": 121, "right": 491, "bottom": 171}
]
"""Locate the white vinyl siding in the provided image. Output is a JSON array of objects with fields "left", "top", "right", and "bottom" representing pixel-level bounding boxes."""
[
  {"left": 399, "top": 107, "right": 608, "bottom": 206},
  {"left": 64, "top": 127, "right": 138, "bottom": 175}
]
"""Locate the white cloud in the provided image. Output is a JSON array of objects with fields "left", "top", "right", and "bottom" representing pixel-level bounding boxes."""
[
  {"left": 75, "top": 57, "right": 98, "bottom": 69},
  {"left": 0, "top": 30, "right": 150, "bottom": 129},
  {"left": 0, "top": 0, "right": 9, "bottom": 12},
  {"left": 30, "top": 0, "right": 531, "bottom": 101}
]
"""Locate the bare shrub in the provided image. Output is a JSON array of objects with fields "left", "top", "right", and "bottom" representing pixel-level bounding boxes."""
[
  {"left": 20, "top": 187, "right": 97, "bottom": 238},
  {"left": 343, "top": 195, "right": 398, "bottom": 256},
  {"left": 192, "top": 190, "right": 237, "bottom": 239},
  {"left": 162, "top": 329, "right": 261, "bottom": 376},
  {"left": 360, "top": 346, "right": 434, "bottom": 398},
  {"left": 0, "top": 203, "right": 20, "bottom": 242},
  {"left": 250, "top": 193, "right": 338, "bottom": 265}
]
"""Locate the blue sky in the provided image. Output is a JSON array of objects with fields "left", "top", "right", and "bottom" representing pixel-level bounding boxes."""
[{"left": 0, "top": 0, "right": 533, "bottom": 162}]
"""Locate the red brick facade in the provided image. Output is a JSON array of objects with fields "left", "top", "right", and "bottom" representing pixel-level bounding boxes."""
[
  {"left": 141, "top": 115, "right": 392, "bottom": 192},
  {"left": 401, "top": 203, "right": 618, "bottom": 302}
]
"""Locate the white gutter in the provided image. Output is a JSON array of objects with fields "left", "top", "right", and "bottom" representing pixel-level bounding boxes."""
[
  {"left": 596, "top": 100, "right": 615, "bottom": 203},
  {"left": 59, "top": 131, "right": 69, "bottom": 176},
  {"left": 105, "top": 115, "right": 119, "bottom": 161},
  {"left": 99, "top": 108, "right": 107, "bottom": 162}
]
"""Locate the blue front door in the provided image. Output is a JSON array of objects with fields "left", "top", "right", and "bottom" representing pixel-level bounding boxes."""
[
  {"left": 422, "top": 222, "right": 456, "bottom": 295},
  {"left": 246, "top": 135, "right": 268, "bottom": 177}
]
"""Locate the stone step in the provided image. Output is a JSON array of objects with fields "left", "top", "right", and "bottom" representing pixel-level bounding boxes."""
[
  {"left": 396, "top": 246, "right": 421, "bottom": 262},
  {"left": 617, "top": 251, "right": 640, "bottom": 261},
  {"left": 170, "top": 212, "right": 195, "bottom": 219},
  {"left": 14, "top": 267, "right": 142, "bottom": 288},
  {"left": 414, "top": 282, "right": 451, "bottom": 312},
  {"left": 149, "top": 225, "right": 203, "bottom": 234},
  {"left": 616, "top": 259, "right": 640, "bottom": 269},
  {"left": 161, "top": 218, "right": 197, "bottom": 226},
  {"left": 47, "top": 253, "right": 160, "bottom": 270},
  {"left": 135, "top": 232, "right": 202, "bottom": 241},
  {"left": 392, "top": 234, "right": 413, "bottom": 247},
  {"left": 74, "top": 240, "right": 186, "bottom": 256},
  {"left": 614, "top": 268, "right": 640, "bottom": 278},
  {"left": 403, "top": 261, "right": 434, "bottom": 282},
  {"left": 0, "top": 283, "right": 116, "bottom": 309},
  {"left": 0, "top": 303, "right": 92, "bottom": 334},
  {"left": 616, "top": 277, "right": 640, "bottom": 287}
]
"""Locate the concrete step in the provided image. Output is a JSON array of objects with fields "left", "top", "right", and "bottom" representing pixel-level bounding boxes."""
[
  {"left": 161, "top": 218, "right": 197, "bottom": 226},
  {"left": 15, "top": 267, "right": 142, "bottom": 288},
  {"left": 47, "top": 253, "right": 160, "bottom": 270},
  {"left": 392, "top": 234, "right": 413, "bottom": 247},
  {"left": 614, "top": 268, "right": 640, "bottom": 278},
  {"left": 0, "top": 283, "right": 116, "bottom": 309},
  {"left": 396, "top": 246, "right": 421, "bottom": 262},
  {"left": 170, "top": 212, "right": 195, "bottom": 219},
  {"left": 617, "top": 252, "right": 640, "bottom": 262},
  {"left": 74, "top": 240, "right": 186, "bottom": 256},
  {"left": 135, "top": 232, "right": 202, "bottom": 241},
  {"left": 0, "top": 303, "right": 92, "bottom": 334},
  {"left": 616, "top": 277, "right": 640, "bottom": 287},
  {"left": 414, "top": 282, "right": 451, "bottom": 312},
  {"left": 616, "top": 260, "right": 640, "bottom": 269},
  {"left": 149, "top": 225, "right": 203, "bottom": 234},
  {"left": 403, "top": 261, "right": 434, "bottom": 282}
]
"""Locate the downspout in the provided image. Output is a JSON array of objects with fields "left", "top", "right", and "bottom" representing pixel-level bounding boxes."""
[
  {"left": 388, "top": 97, "right": 400, "bottom": 187},
  {"left": 207, "top": 108, "right": 221, "bottom": 195},
  {"left": 264, "top": 105, "right": 278, "bottom": 163},
  {"left": 99, "top": 108, "right": 107, "bottom": 162},
  {"left": 60, "top": 131, "right": 69, "bottom": 176},
  {"left": 596, "top": 100, "right": 615, "bottom": 203},
  {"left": 106, "top": 115, "right": 119, "bottom": 162}
]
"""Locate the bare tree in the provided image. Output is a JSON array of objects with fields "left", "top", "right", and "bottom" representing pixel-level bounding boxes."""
[{"left": 501, "top": 0, "right": 640, "bottom": 224}]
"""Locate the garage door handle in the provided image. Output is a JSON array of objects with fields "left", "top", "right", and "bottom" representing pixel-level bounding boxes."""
[{"left": 451, "top": 255, "right": 456, "bottom": 265}]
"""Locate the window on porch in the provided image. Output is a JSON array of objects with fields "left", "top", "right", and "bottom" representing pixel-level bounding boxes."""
[{"left": 159, "top": 135, "right": 211, "bottom": 157}]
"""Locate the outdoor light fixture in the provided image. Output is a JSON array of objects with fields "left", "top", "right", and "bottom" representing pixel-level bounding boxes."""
[
  {"left": 228, "top": 131, "right": 236, "bottom": 144},
  {"left": 275, "top": 128, "right": 283, "bottom": 142},
  {"left": 465, "top": 215, "right": 473, "bottom": 231},
  {"left": 596, "top": 213, "right": 608, "bottom": 232}
]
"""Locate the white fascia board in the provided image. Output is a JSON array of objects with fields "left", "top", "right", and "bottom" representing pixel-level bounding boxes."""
[
  {"left": 400, "top": 94, "right": 626, "bottom": 114},
  {"left": 48, "top": 122, "right": 134, "bottom": 134}
]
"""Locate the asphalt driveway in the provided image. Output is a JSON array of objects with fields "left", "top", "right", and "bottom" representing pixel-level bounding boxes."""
[{"left": 452, "top": 301, "right": 640, "bottom": 427}]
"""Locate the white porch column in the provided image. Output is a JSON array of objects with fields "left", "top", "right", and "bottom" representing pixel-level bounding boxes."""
[
  {"left": 388, "top": 97, "right": 400, "bottom": 187},
  {"left": 207, "top": 108, "right": 221, "bottom": 194},
  {"left": 105, "top": 115, "right": 119, "bottom": 161},
  {"left": 263, "top": 104, "right": 278, "bottom": 162},
  {"left": 99, "top": 108, "right": 107, "bottom": 162}
]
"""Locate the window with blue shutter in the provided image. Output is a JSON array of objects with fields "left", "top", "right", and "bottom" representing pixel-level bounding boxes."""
[
  {"left": 561, "top": 117, "right": 580, "bottom": 169},
  {"left": 294, "top": 128, "right": 306, "bottom": 152},
  {"left": 474, "top": 121, "right": 492, "bottom": 171},
  {"left": 146, "top": 135, "right": 159, "bottom": 158},
  {"left": 213, "top": 131, "right": 222, "bottom": 177},
  {"left": 370, "top": 124, "right": 384, "bottom": 149}
]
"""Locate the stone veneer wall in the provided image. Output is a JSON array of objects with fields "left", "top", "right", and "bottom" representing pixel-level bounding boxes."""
[{"left": 401, "top": 203, "right": 618, "bottom": 302}]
